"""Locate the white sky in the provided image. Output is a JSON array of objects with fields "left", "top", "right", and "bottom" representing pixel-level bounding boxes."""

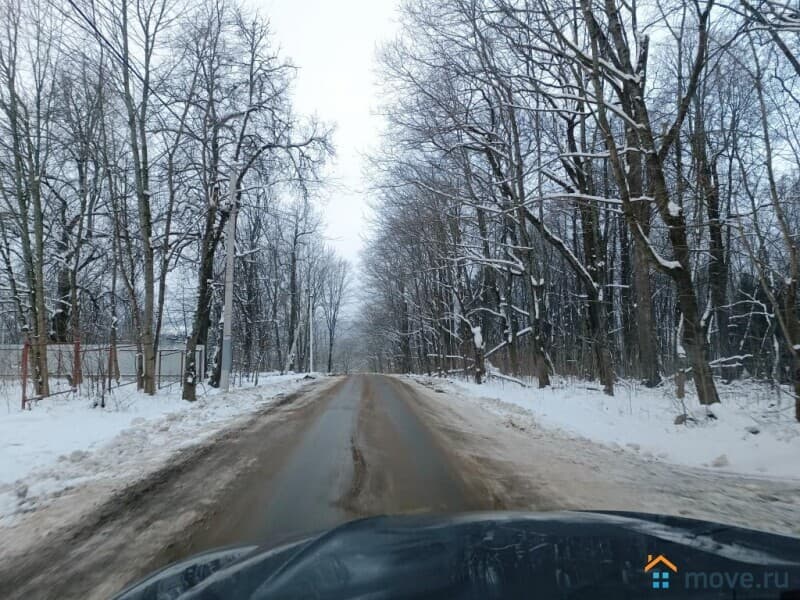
[{"left": 252, "top": 0, "right": 399, "bottom": 265}]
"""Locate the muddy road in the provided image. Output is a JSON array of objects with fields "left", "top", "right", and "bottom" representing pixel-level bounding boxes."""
[
  {"left": 191, "top": 374, "right": 498, "bottom": 548},
  {"left": 0, "top": 375, "right": 511, "bottom": 600},
  {"left": 4, "top": 374, "right": 796, "bottom": 599}
]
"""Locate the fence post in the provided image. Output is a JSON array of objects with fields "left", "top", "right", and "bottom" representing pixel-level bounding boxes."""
[
  {"left": 136, "top": 352, "right": 143, "bottom": 390},
  {"left": 21, "top": 339, "right": 29, "bottom": 410},
  {"left": 73, "top": 336, "right": 82, "bottom": 387},
  {"left": 107, "top": 344, "right": 114, "bottom": 392}
]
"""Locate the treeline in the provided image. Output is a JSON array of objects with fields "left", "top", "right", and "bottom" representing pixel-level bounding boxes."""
[
  {"left": 0, "top": 0, "right": 349, "bottom": 401},
  {"left": 362, "top": 0, "right": 800, "bottom": 420}
]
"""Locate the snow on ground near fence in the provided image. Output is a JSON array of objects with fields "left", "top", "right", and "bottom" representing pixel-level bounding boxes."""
[
  {"left": 0, "top": 373, "right": 315, "bottom": 523},
  {"left": 414, "top": 375, "right": 800, "bottom": 479}
]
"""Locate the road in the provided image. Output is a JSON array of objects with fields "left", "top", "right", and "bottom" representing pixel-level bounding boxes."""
[
  {"left": 176, "top": 374, "right": 499, "bottom": 550},
  {"left": 0, "top": 374, "right": 506, "bottom": 600},
  {"left": 4, "top": 373, "right": 800, "bottom": 599}
]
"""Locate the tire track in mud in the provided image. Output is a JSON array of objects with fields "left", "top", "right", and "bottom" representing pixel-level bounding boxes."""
[
  {"left": 338, "top": 435, "right": 368, "bottom": 513},
  {"left": 349, "top": 374, "right": 502, "bottom": 515}
]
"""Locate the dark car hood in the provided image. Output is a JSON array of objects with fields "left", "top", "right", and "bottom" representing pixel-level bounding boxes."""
[{"left": 115, "top": 511, "right": 800, "bottom": 599}]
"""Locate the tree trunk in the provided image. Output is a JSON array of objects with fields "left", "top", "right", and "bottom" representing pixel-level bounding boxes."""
[
  {"left": 399, "top": 282, "right": 412, "bottom": 373},
  {"left": 53, "top": 220, "right": 71, "bottom": 343},
  {"left": 695, "top": 119, "right": 732, "bottom": 380},
  {"left": 286, "top": 225, "right": 299, "bottom": 372},
  {"left": 183, "top": 193, "right": 229, "bottom": 398},
  {"left": 577, "top": 178, "right": 614, "bottom": 395},
  {"left": 31, "top": 177, "right": 49, "bottom": 397},
  {"left": 675, "top": 271, "right": 720, "bottom": 405},
  {"left": 527, "top": 277, "right": 551, "bottom": 388},
  {"left": 625, "top": 123, "right": 660, "bottom": 387},
  {"left": 632, "top": 239, "right": 660, "bottom": 387},
  {"left": 474, "top": 340, "right": 485, "bottom": 384},
  {"left": 784, "top": 287, "right": 800, "bottom": 422}
]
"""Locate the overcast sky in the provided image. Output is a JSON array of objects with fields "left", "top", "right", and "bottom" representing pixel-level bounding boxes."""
[{"left": 253, "top": 0, "right": 399, "bottom": 265}]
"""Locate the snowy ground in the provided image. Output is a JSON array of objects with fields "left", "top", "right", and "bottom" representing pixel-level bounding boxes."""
[
  {"left": 407, "top": 375, "right": 800, "bottom": 537},
  {"left": 0, "top": 373, "right": 318, "bottom": 525},
  {"left": 411, "top": 374, "right": 800, "bottom": 479}
]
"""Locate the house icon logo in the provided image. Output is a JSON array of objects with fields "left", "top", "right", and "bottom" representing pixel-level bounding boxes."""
[{"left": 644, "top": 554, "right": 678, "bottom": 590}]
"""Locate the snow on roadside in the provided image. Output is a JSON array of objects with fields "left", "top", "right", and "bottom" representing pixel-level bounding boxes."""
[
  {"left": 412, "top": 375, "right": 800, "bottom": 480},
  {"left": 0, "top": 373, "right": 317, "bottom": 524}
]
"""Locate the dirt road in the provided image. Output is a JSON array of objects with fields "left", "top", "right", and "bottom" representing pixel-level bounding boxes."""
[
  {"left": 0, "top": 375, "right": 510, "bottom": 600},
  {"left": 187, "top": 374, "right": 500, "bottom": 548}
]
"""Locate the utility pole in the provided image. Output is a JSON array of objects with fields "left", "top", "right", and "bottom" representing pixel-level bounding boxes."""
[
  {"left": 308, "top": 292, "right": 314, "bottom": 373},
  {"left": 219, "top": 168, "right": 238, "bottom": 392}
]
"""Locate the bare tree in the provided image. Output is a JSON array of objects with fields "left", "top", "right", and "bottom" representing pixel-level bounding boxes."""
[{"left": 320, "top": 251, "right": 350, "bottom": 373}]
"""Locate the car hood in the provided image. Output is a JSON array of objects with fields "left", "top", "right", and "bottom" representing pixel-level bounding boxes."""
[{"left": 115, "top": 511, "right": 800, "bottom": 599}]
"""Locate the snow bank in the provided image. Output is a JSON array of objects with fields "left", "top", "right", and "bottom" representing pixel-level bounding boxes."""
[
  {"left": 0, "top": 373, "right": 316, "bottom": 523},
  {"left": 415, "top": 375, "right": 800, "bottom": 479}
]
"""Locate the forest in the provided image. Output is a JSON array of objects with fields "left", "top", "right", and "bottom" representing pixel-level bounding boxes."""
[
  {"left": 361, "top": 0, "right": 800, "bottom": 420},
  {"left": 0, "top": 0, "right": 352, "bottom": 402},
  {"left": 1, "top": 0, "right": 798, "bottom": 419}
]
